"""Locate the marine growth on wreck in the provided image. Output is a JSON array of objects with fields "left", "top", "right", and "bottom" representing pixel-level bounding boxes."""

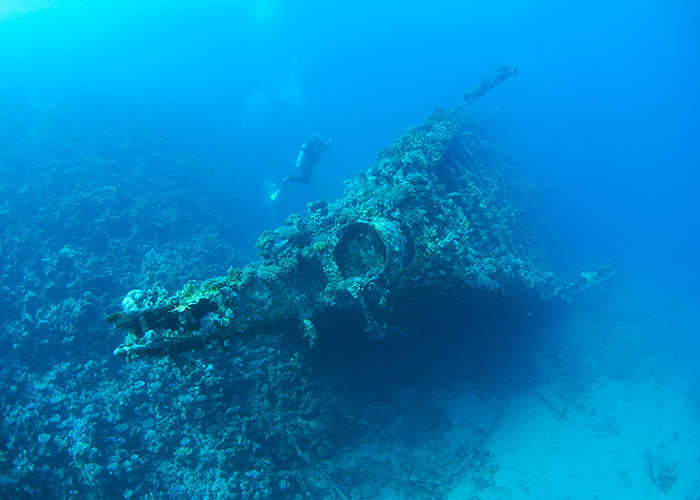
[{"left": 107, "top": 66, "right": 615, "bottom": 358}]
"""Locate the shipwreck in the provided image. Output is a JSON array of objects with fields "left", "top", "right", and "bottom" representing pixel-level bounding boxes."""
[{"left": 107, "top": 65, "right": 616, "bottom": 358}]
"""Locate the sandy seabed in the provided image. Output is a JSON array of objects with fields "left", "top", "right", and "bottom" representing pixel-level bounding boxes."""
[{"left": 446, "top": 284, "right": 700, "bottom": 500}]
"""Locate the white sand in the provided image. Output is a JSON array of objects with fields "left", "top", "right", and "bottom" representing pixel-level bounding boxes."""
[{"left": 448, "top": 287, "right": 700, "bottom": 500}]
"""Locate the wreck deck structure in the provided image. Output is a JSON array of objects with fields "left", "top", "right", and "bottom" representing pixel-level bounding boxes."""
[{"left": 107, "top": 66, "right": 615, "bottom": 358}]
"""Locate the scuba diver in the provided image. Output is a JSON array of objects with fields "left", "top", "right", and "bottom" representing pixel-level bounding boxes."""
[{"left": 270, "top": 133, "right": 332, "bottom": 200}]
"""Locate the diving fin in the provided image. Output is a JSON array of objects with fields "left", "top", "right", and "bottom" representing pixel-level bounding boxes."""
[{"left": 270, "top": 184, "right": 283, "bottom": 200}]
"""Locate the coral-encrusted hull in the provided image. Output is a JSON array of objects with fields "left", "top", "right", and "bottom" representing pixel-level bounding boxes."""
[{"left": 108, "top": 109, "right": 616, "bottom": 358}]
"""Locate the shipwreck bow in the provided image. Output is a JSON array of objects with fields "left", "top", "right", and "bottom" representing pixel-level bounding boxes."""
[{"left": 107, "top": 66, "right": 617, "bottom": 358}]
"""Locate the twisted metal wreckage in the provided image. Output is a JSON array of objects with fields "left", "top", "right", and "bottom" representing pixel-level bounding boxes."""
[{"left": 107, "top": 65, "right": 618, "bottom": 358}]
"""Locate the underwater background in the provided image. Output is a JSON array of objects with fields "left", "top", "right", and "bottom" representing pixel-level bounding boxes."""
[{"left": 1, "top": 0, "right": 699, "bottom": 499}]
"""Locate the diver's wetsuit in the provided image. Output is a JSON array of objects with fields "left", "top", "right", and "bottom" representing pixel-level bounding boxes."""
[
  {"left": 284, "top": 139, "right": 326, "bottom": 184},
  {"left": 270, "top": 135, "right": 331, "bottom": 200}
]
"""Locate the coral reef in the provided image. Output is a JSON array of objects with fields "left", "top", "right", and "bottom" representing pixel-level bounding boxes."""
[{"left": 0, "top": 72, "right": 617, "bottom": 499}]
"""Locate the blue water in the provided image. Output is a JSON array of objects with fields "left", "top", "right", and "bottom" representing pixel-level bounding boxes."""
[{"left": 1, "top": 1, "right": 699, "bottom": 498}]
